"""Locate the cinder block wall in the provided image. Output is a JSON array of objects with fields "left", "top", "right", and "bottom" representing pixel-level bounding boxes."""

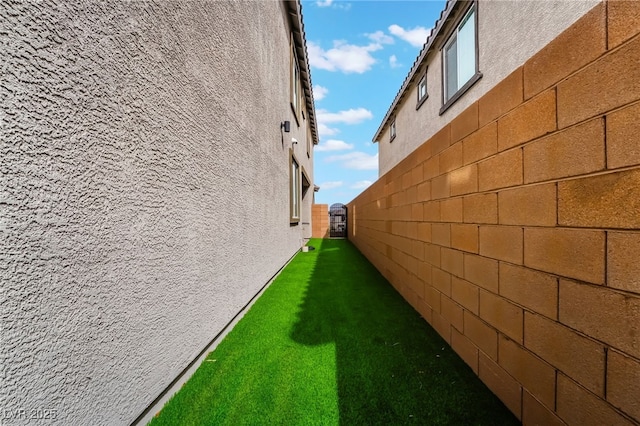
[
  {"left": 348, "top": 2, "right": 640, "bottom": 424},
  {"left": 312, "top": 204, "right": 329, "bottom": 238}
]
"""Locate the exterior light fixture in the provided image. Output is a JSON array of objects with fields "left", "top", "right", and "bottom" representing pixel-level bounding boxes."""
[{"left": 281, "top": 121, "right": 290, "bottom": 132}]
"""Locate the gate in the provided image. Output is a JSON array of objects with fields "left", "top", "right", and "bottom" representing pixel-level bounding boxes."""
[{"left": 329, "top": 203, "right": 347, "bottom": 238}]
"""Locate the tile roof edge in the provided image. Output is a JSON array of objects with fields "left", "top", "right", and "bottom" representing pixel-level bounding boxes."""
[{"left": 372, "top": 0, "right": 459, "bottom": 143}]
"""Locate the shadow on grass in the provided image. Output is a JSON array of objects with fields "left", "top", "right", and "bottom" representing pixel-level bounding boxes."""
[
  {"left": 291, "top": 239, "right": 518, "bottom": 425},
  {"left": 148, "top": 238, "right": 518, "bottom": 425}
]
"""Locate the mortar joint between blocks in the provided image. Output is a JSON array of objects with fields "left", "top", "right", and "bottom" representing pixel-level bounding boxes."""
[
  {"left": 554, "top": 369, "right": 559, "bottom": 411},
  {"left": 603, "top": 115, "right": 609, "bottom": 170},
  {"left": 605, "top": 0, "right": 609, "bottom": 51},
  {"left": 603, "top": 346, "right": 609, "bottom": 400},
  {"left": 604, "top": 230, "right": 608, "bottom": 288}
]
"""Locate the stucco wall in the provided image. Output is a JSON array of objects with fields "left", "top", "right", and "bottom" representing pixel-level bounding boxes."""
[
  {"left": 1, "top": 1, "right": 313, "bottom": 424},
  {"left": 378, "top": 0, "right": 600, "bottom": 176},
  {"left": 349, "top": 2, "right": 640, "bottom": 423}
]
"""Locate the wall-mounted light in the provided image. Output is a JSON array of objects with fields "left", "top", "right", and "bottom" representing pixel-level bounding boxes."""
[
  {"left": 281, "top": 121, "right": 291, "bottom": 132},
  {"left": 291, "top": 138, "right": 298, "bottom": 145}
]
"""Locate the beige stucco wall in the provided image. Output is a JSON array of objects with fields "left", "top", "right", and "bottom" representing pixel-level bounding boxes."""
[
  {"left": 1, "top": 1, "right": 313, "bottom": 424},
  {"left": 378, "top": 0, "right": 600, "bottom": 176}
]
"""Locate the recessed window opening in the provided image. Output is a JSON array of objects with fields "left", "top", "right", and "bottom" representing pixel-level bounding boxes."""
[
  {"left": 290, "top": 38, "right": 302, "bottom": 125},
  {"left": 443, "top": 5, "right": 477, "bottom": 103},
  {"left": 290, "top": 151, "right": 300, "bottom": 224},
  {"left": 417, "top": 72, "right": 428, "bottom": 107}
]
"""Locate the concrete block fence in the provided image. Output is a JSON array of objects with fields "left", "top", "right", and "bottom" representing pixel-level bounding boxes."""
[
  {"left": 347, "top": 2, "right": 640, "bottom": 424},
  {"left": 312, "top": 204, "right": 329, "bottom": 238}
]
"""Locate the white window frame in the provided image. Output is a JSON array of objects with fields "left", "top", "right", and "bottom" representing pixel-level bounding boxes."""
[{"left": 441, "top": 3, "right": 481, "bottom": 114}]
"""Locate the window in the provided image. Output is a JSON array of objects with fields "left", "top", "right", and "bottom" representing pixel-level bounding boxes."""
[
  {"left": 417, "top": 71, "right": 428, "bottom": 108},
  {"left": 301, "top": 166, "right": 311, "bottom": 199},
  {"left": 290, "top": 150, "right": 300, "bottom": 224},
  {"left": 390, "top": 120, "right": 396, "bottom": 142},
  {"left": 441, "top": 4, "right": 481, "bottom": 112},
  {"left": 290, "top": 38, "right": 301, "bottom": 124}
]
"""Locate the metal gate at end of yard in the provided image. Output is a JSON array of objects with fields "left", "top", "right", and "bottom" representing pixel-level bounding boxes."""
[{"left": 329, "top": 203, "right": 347, "bottom": 238}]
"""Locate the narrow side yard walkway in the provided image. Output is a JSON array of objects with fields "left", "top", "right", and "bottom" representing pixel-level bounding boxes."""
[{"left": 150, "top": 239, "right": 517, "bottom": 425}]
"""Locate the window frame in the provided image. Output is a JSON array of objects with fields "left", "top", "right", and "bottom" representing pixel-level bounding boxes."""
[
  {"left": 390, "top": 119, "right": 397, "bottom": 142},
  {"left": 290, "top": 36, "right": 301, "bottom": 125},
  {"left": 416, "top": 70, "right": 428, "bottom": 109},
  {"left": 301, "top": 165, "right": 311, "bottom": 200},
  {"left": 289, "top": 149, "right": 300, "bottom": 225},
  {"left": 439, "top": 2, "right": 482, "bottom": 115}
]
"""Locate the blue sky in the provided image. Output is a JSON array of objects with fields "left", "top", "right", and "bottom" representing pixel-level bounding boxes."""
[{"left": 303, "top": 0, "right": 446, "bottom": 205}]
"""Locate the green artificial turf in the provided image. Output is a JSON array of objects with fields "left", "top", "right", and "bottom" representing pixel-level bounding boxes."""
[{"left": 149, "top": 238, "right": 518, "bottom": 425}]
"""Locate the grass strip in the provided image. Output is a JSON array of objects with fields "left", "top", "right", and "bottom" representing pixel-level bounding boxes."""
[{"left": 149, "top": 238, "right": 518, "bottom": 425}]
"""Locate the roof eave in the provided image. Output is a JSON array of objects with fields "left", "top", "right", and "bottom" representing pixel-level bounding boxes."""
[
  {"left": 284, "top": 0, "right": 319, "bottom": 145},
  {"left": 372, "top": 0, "right": 460, "bottom": 143}
]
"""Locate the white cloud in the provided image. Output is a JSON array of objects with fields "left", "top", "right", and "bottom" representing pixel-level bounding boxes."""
[
  {"left": 316, "top": 108, "right": 373, "bottom": 137},
  {"left": 313, "top": 85, "right": 329, "bottom": 101},
  {"left": 308, "top": 40, "right": 382, "bottom": 74},
  {"left": 316, "top": 1, "right": 351, "bottom": 10},
  {"left": 316, "top": 108, "right": 373, "bottom": 124},
  {"left": 326, "top": 152, "right": 378, "bottom": 170},
  {"left": 317, "top": 123, "right": 338, "bottom": 137},
  {"left": 389, "top": 24, "right": 431, "bottom": 48},
  {"left": 315, "top": 139, "right": 354, "bottom": 152},
  {"left": 367, "top": 30, "right": 394, "bottom": 45},
  {"left": 319, "top": 181, "right": 343, "bottom": 190},
  {"left": 351, "top": 180, "right": 373, "bottom": 189},
  {"left": 389, "top": 55, "right": 400, "bottom": 68},
  {"left": 307, "top": 42, "right": 335, "bottom": 71}
]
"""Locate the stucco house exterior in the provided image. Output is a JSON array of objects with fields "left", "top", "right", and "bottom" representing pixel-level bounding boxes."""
[
  {"left": 374, "top": 0, "right": 599, "bottom": 176},
  {"left": 350, "top": 0, "right": 640, "bottom": 424},
  {"left": 1, "top": 1, "right": 316, "bottom": 424}
]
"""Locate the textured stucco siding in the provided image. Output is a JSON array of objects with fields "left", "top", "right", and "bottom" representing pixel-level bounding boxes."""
[
  {"left": 378, "top": 0, "right": 600, "bottom": 176},
  {"left": 1, "top": 1, "right": 313, "bottom": 424}
]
